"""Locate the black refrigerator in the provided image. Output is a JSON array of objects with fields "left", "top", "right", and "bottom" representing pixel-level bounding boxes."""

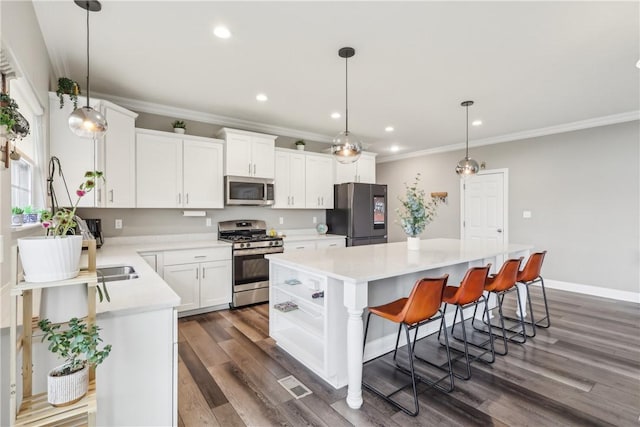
[{"left": 326, "top": 183, "right": 388, "bottom": 246}]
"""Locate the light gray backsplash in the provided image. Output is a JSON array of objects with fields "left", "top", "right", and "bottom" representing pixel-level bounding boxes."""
[
  {"left": 378, "top": 121, "right": 639, "bottom": 293},
  {"left": 76, "top": 207, "right": 326, "bottom": 238}
]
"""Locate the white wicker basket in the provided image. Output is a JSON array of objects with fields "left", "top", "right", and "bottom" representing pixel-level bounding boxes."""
[{"left": 47, "top": 364, "right": 89, "bottom": 407}]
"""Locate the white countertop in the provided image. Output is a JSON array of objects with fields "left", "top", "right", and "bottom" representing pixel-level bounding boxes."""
[
  {"left": 1, "top": 235, "right": 232, "bottom": 327},
  {"left": 267, "top": 238, "right": 533, "bottom": 282}
]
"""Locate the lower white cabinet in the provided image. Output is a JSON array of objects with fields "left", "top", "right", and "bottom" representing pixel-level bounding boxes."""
[
  {"left": 284, "top": 237, "right": 346, "bottom": 251},
  {"left": 162, "top": 247, "right": 231, "bottom": 314}
]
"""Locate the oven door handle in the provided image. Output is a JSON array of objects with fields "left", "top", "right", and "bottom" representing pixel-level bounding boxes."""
[{"left": 234, "top": 247, "right": 284, "bottom": 256}]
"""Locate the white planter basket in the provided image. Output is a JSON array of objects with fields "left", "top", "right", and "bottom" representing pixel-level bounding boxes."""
[
  {"left": 47, "top": 364, "right": 89, "bottom": 407},
  {"left": 17, "top": 235, "right": 83, "bottom": 282}
]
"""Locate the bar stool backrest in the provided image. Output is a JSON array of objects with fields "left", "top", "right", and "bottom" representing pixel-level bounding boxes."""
[
  {"left": 403, "top": 275, "right": 449, "bottom": 325},
  {"left": 486, "top": 257, "right": 523, "bottom": 292},
  {"left": 517, "top": 251, "right": 547, "bottom": 283},
  {"left": 451, "top": 265, "right": 492, "bottom": 305}
]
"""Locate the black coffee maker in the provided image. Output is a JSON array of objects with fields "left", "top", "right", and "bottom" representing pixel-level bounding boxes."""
[{"left": 85, "top": 218, "right": 104, "bottom": 248}]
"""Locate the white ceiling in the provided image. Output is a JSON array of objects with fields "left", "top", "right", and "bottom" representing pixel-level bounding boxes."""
[{"left": 32, "top": 1, "right": 639, "bottom": 159}]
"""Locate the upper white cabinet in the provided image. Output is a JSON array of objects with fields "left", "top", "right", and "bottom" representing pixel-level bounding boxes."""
[
  {"left": 217, "top": 127, "right": 276, "bottom": 179},
  {"left": 334, "top": 151, "right": 377, "bottom": 184},
  {"left": 49, "top": 93, "right": 99, "bottom": 207},
  {"left": 305, "top": 153, "right": 334, "bottom": 209},
  {"left": 97, "top": 102, "right": 138, "bottom": 208},
  {"left": 136, "top": 129, "right": 224, "bottom": 208},
  {"left": 273, "top": 148, "right": 306, "bottom": 209},
  {"left": 49, "top": 93, "right": 138, "bottom": 208}
]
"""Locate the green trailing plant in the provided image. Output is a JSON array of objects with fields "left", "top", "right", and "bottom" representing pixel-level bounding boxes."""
[
  {"left": 0, "top": 93, "right": 19, "bottom": 130},
  {"left": 38, "top": 317, "right": 112, "bottom": 376},
  {"left": 56, "top": 78, "right": 80, "bottom": 109},
  {"left": 171, "top": 120, "right": 186, "bottom": 129}
]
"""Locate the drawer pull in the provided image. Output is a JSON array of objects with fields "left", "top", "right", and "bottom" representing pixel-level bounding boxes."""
[{"left": 194, "top": 255, "right": 207, "bottom": 259}]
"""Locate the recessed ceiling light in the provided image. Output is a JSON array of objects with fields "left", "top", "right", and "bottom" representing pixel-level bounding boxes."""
[
  {"left": 213, "top": 26, "right": 231, "bottom": 39},
  {"left": 472, "top": 120, "right": 482, "bottom": 126},
  {"left": 331, "top": 112, "right": 341, "bottom": 119},
  {"left": 385, "top": 126, "right": 394, "bottom": 132},
  {"left": 390, "top": 145, "right": 400, "bottom": 152},
  {"left": 256, "top": 93, "right": 268, "bottom": 102},
  {"left": 636, "top": 59, "right": 640, "bottom": 69}
]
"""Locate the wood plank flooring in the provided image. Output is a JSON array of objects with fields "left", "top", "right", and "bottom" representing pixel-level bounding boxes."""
[{"left": 177, "top": 287, "right": 640, "bottom": 426}]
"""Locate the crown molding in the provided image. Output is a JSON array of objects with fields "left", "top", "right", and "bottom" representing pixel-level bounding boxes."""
[
  {"left": 91, "top": 91, "right": 334, "bottom": 143},
  {"left": 377, "top": 110, "right": 640, "bottom": 163}
]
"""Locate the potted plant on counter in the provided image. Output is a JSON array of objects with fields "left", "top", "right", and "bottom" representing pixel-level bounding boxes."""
[
  {"left": 396, "top": 173, "right": 443, "bottom": 250},
  {"left": 172, "top": 120, "right": 186, "bottom": 134},
  {"left": 38, "top": 317, "right": 111, "bottom": 406},
  {"left": 295, "top": 140, "right": 306, "bottom": 150}
]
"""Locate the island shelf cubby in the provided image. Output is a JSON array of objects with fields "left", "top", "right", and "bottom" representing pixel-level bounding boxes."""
[
  {"left": 269, "top": 263, "right": 348, "bottom": 388},
  {"left": 9, "top": 240, "right": 99, "bottom": 427}
]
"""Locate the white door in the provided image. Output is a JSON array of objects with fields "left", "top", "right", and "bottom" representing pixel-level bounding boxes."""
[
  {"left": 102, "top": 106, "right": 136, "bottom": 208},
  {"left": 225, "top": 133, "right": 252, "bottom": 177},
  {"left": 163, "top": 263, "right": 199, "bottom": 312},
  {"left": 199, "top": 260, "right": 232, "bottom": 307},
  {"left": 251, "top": 136, "right": 276, "bottom": 178},
  {"left": 461, "top": 170, "right": 508, "bottom": 245},
  {"left": 136, "top": 133, "right": 182, "bottom": 208},
  {"left": 289, "top": 152, "right": 306, "bottom": 208}
]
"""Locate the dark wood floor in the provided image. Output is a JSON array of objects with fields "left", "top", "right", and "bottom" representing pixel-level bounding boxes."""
[{"left": 177, "top": 287, "right": 640, "bottom": 426}]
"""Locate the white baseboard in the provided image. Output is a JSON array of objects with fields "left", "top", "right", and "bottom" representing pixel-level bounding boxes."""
[{"left": 544, "top": 279, "right": 640, "bottom": 304}]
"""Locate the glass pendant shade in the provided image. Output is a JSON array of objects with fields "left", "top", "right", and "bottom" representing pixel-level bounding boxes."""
[
  {"left": 455, "top": 157, "right": 479, "bottom": 176},
  {"left": 332, "top": 130, "right": 362, "bottom": 164},
  {"left": 69, "top": 106, "right": 108, "bottom": 138}
]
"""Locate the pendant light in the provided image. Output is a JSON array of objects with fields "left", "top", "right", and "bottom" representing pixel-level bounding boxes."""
[
  {"left": 331, "top": 47, "right": 362, "bottom": 164},
  {"left": 68, "top": 0, "right": 108, "bottom": 138},
  {"left": 455, "top": 100, "right": 479, "bottom": 176}
]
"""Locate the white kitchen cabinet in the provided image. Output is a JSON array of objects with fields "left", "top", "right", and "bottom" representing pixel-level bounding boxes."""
[
  {"left": 284, "top": 236, "right": 346, "bottom": 251},
  {"left": 162, "top": 247, "right": 232, "bottom": 315},
  {"left": 136, "top": 129, "right": 224, "bottom": 208},
  {"left": 316, "top": 238, "right": 346, "bottom": 249},
  {"left": 139, "top": 251, "right": 163, "bottom": 274},
  {"left": 48, "top": 93, "right": 99, "bottom": 207},
  {"left": 97, "top": 102, "right": 138, "bottom": 208},
  {"left": 334, "top": 151, "right": 377, "bottom": 184},
  {"left": 305, "top": 153, "right": 334, "bottom": 209},
  {"left": 273, "top": 148, "right": 306, "bottom": 209},
  {"left": 217, "top": 127, "right": 276, "bottom": 179}
]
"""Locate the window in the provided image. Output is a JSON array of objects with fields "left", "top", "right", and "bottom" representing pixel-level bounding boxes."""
[{"left": 11, "top": 156, "right": 33, "bottom": 208}]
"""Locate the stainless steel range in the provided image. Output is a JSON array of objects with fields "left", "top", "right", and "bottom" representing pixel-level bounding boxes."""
[{"left": 218, "top": 220, "right": 283, "bottom": 308}]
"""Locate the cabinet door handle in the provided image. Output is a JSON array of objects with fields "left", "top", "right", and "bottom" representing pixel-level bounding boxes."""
[
  {"left": 202, "top": 267, "right": 205, "bottom": 279},
  {"left": 178, "top": 193, "right": 181, "bottom": 204},
  {"left": 186, "top": 193, "right": 189, "bottom": 205},
  {"left": 194, "top": 255, "right": 206, "bottom": 259},
  {"left": 296, "top": 246, "right": 305, "bottom": 249},
  {"left": 291, "top": 196, "right": 294, "bottom": 205},
  {"left": 253, "top": 164, "right": 256, "bottom": 175},
  {"left": 196, "top": 268, "right": 199, "bottom": 279},
  {"left": 249, "top": 162, "right": 252, "bottom": 175},
  {"left": 97, "top": 189, "right": 101, "bottom": 203},
  {"left": 109, "top": 189, "right": 114, "bottom": 203}
]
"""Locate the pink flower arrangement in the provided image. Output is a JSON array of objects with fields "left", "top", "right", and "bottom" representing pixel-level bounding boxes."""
[{"left": 40, "top": 171, "right": 104, "bottom": 236}]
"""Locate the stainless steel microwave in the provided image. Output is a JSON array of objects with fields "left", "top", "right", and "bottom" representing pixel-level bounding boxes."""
[{"left": 225, "top": 176, "right": 275, "bottom": 206}]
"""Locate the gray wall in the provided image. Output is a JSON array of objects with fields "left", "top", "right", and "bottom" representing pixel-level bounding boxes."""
[{"left": 378, "top": 120, "right": 640, "bottom": 293}]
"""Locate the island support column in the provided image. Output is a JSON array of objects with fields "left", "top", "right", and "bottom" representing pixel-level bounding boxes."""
[{"left": 343, "top": 280, "right": 368, "bottom": 409}]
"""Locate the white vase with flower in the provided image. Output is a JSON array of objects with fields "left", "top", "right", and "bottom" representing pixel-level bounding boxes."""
[{"left": 396, "top": 173, "right": 443, "bottom": 250}]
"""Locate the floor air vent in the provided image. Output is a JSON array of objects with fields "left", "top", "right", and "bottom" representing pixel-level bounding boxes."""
[{"left": 278, "top": 375, "right": 312, "bottom": 399}]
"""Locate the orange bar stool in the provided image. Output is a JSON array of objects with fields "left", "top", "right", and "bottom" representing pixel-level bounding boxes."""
[
  {"left": 472, "top": 257, "right": 525, "bottom": 356},
  {"left": 503, "top": 251, "right": 549, "bottom": 337},
  {"left": 362, "top": 275, "right": 454, "bottom": 417},
  {"left": 438, "top": 264, "right": 494, "bottom": 380}
]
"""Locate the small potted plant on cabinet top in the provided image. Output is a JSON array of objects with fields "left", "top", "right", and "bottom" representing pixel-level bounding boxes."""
[
  {"left": 295, "top": 140, "right": 306, "bottom": 151},
  {"left": 172, "top": 120, "right": 186, "bottom": 134},
  {"left": 55, "top": 77, "right": 80, "bottom": 109},
  {"left": 38, "top": 317, "right": 111, "bottom": 406}
]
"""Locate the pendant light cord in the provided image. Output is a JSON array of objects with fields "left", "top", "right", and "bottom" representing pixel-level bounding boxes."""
[
  {"left": 465, "top": 103, "right": 469, "bottom": 158},
  {"left": 85, "top": 4, "right": 91, "bottom": 107},
  {"left": 344, "top": 54, "right": 349, "bottom": 134}
]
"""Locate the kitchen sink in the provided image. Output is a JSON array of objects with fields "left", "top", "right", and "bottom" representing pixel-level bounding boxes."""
[{"left": 96, "top": 265, "right": 139, "bottom": 282}]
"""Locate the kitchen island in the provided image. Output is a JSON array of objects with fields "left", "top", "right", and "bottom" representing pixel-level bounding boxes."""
[{"left": 267, "top": 238, "right": 532, "bottom": 410}]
